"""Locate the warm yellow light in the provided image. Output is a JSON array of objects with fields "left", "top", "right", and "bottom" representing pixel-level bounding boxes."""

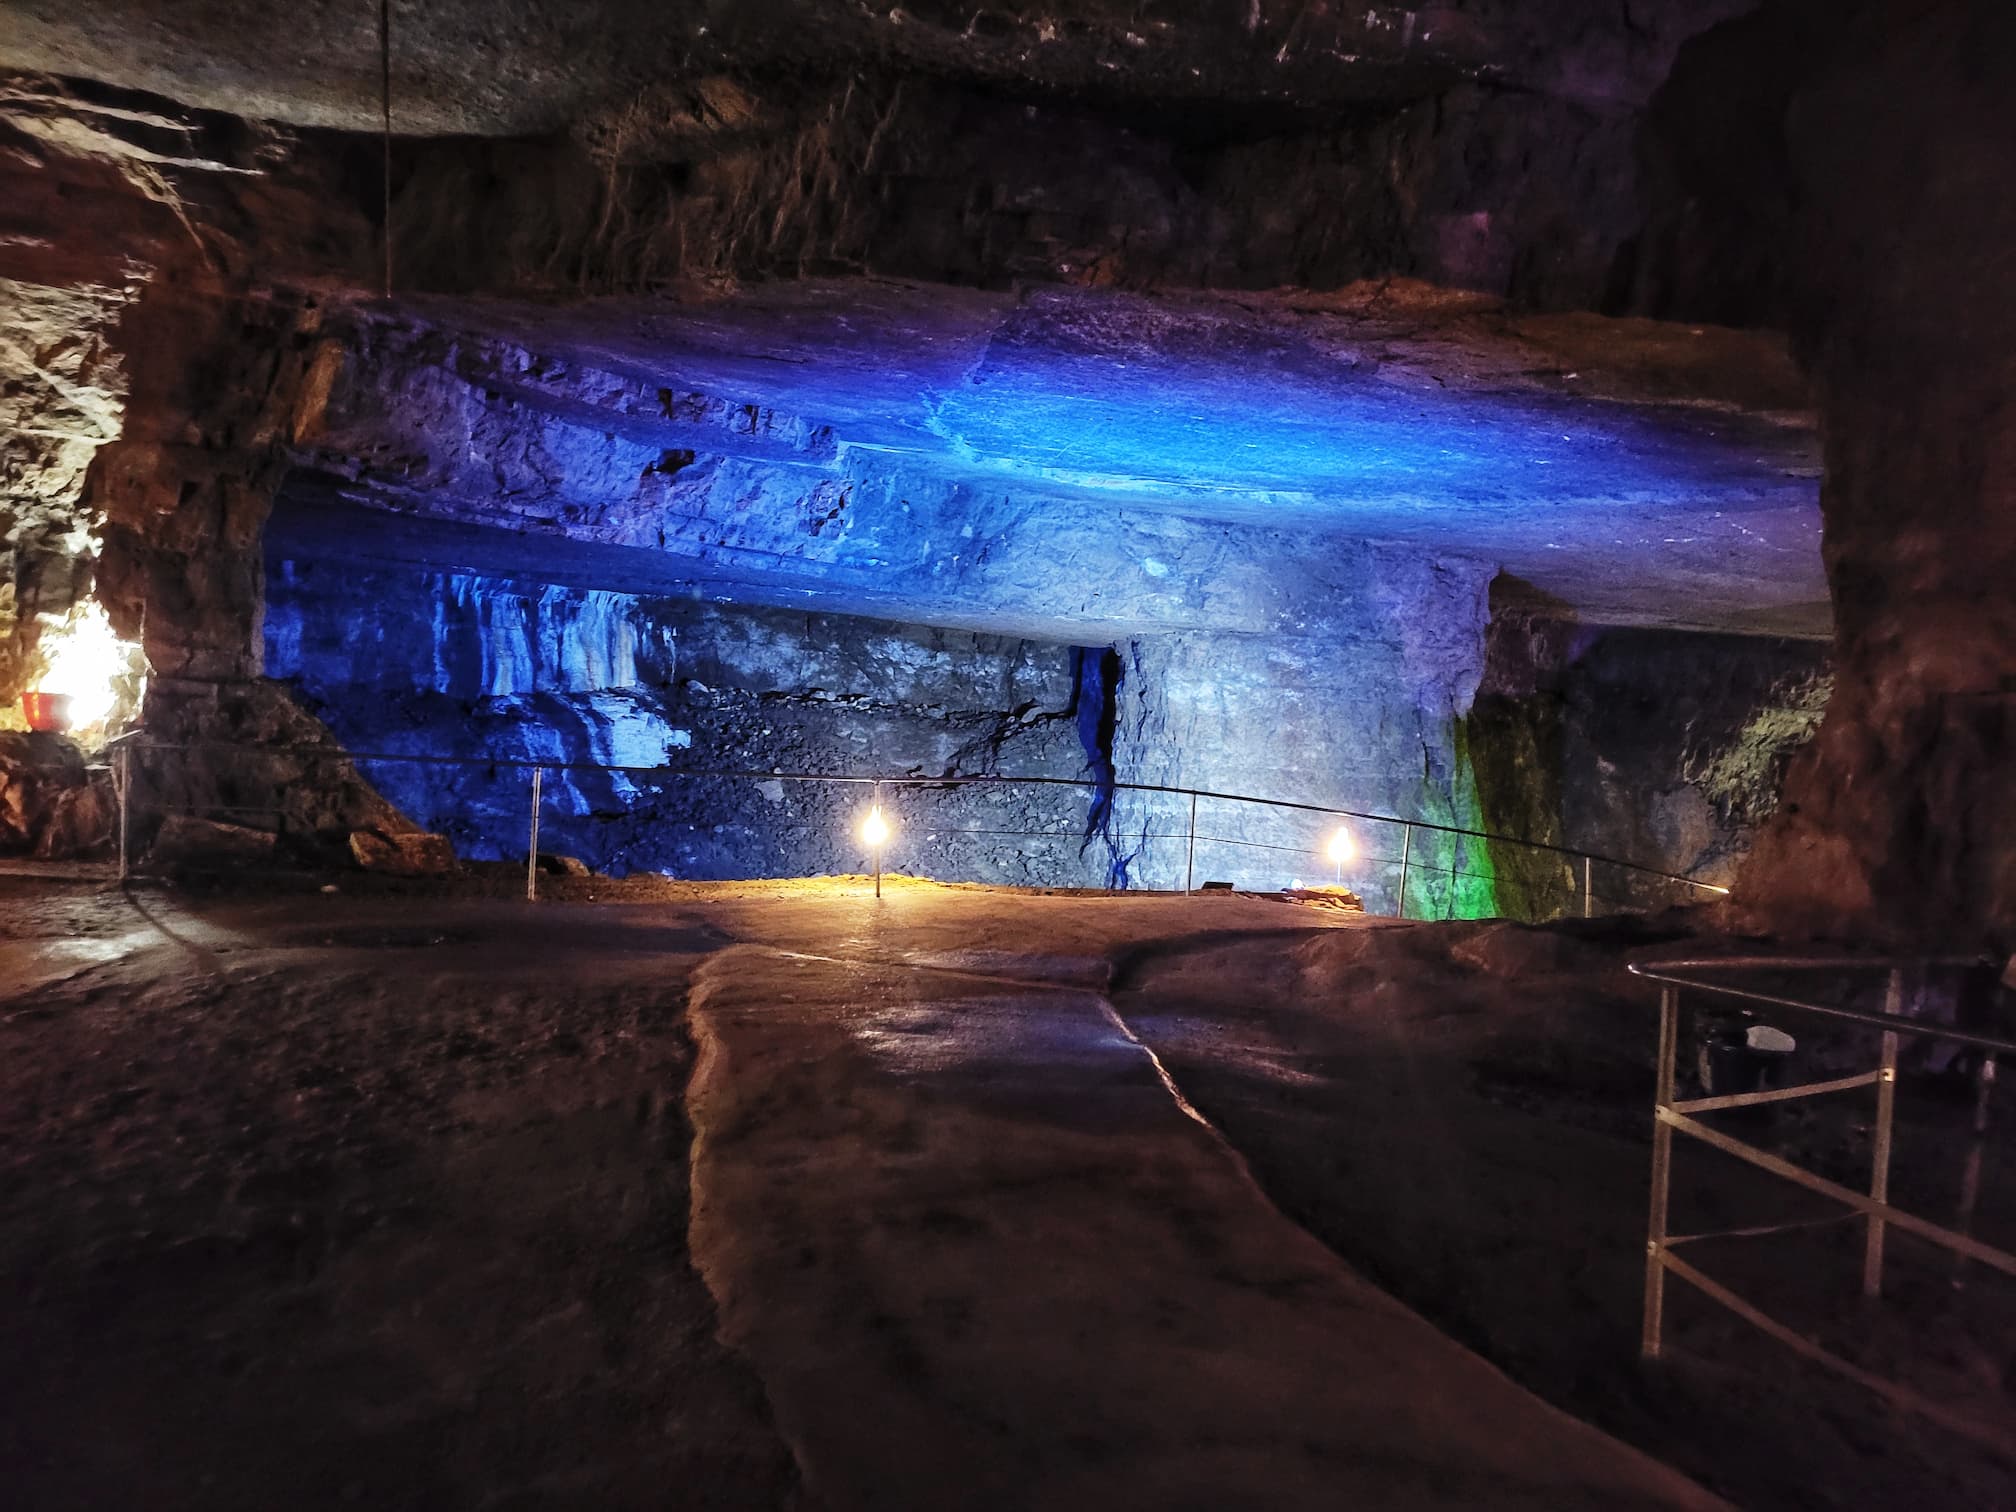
[
  {"left": 860, "top": 805, "right": 891, "bottom": 849},
  {"left": 1325, "top": 825, "right": 1356, "bottom": 866},
  {"left": 36, "top": 601, "right": 127, "bottom": 730}
]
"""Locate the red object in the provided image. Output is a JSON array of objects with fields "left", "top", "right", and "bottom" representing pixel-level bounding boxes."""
[{"left": 21, "top": 691, "right": 74, "bottom": 734}]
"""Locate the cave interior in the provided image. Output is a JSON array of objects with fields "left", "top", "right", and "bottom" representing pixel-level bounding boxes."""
[
  {"left": 2, "top": 0, "right": 2011, "bottom": 937},
  {"left": 8, "top": 5, "right": 2016, "bottom": 1510}
]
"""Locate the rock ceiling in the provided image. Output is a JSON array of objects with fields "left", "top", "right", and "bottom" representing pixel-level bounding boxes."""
[
  {"left": 279, "top": 278, "right": 1826, "bottom": 638},
  {"left": 5, "top": 1, "right": 1827, "bottom": 642},
  {"left": 1, "top": 1, "right": 1756, "bottom": 135}
]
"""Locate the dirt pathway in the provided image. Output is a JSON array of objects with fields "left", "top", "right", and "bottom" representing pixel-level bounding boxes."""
[
  {"left": 0, "top": 881, "right": 795, "bottom": 1511},
  {"left": 4, "top": 876, "right": 1749, "bottom": 1509},
  {"left": 680, "top": 913, "right": 1726, "bottom": 1510}
]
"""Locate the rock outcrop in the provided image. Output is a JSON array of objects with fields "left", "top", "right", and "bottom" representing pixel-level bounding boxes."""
[
  {"left": 1662, "top": 2, "right": 2016, "bottom": 945},
  {"left": 1467, "top": 596, "right": 1830, "bottom": 916},
  {"left": 0, "top": 731, "right": 113, "bottom": 858}
]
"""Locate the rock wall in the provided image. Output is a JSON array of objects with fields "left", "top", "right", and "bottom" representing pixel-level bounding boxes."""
[
  {"left": 264, "top": 560, "right": 1100, "bottom": 883},
  {"left": 1468, "top": 599, "right": 1830, "bottom": 917},
  {"left": 0, "top": 279, "right": 132, "bottom": 720},
  {"left": 1098, "top": 551, "right": 1498, "bottom": 909},
  {"left": 0, "top": 73, "right": 372, "bottom": 737},
  {"left": 1647, "top": 2, "right": 2016, "bottom": 945},
  {"left": 263, "top": 547, "right": 1508, "bottom": 897},
  {"left": 384, "top": 76, "right": 1658, "bottom": 310}
]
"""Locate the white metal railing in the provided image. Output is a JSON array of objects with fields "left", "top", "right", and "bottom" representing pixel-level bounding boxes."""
[
  {"left": 97, "top": 735, "right": 1731, "bottom": 920},
  {"left": 1629, "top": 955, "right": 2013, "bottom": 1456}
]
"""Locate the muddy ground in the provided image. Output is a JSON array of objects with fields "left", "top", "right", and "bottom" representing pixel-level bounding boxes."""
[
  {"left": 0, "top": 870, "right": 2010, "bottom": 1508},
  {"left": 1113, "top": 922, "right": 2016, "bottom": 1510}
]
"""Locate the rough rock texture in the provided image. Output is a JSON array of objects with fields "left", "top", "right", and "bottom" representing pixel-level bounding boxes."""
[
  {"left": 262, "top": 548, "right": 1515, "bottom": 899},
  {"left": 0, "top": 2, "right": 1755, "bottom": 136},
  {"left": 377, "top": 80, "right": 1655, "bottom": 309},
  {"left": 1097, "top": 550, "right": 1496, "bottom": 905},
  {"left": 265, "top": 563, "right": 1100, "bottom": 883},
  {"left": 2, "top": 4, "right": 1758, "bottom": 313},
  {"left": 123, "top": 678, "right": 427, "bottom": 871},
  {"left": 1652, "top": 2, "right": 2016, "bottom": 945},
  {"left": 0, "top": 279, "right": 132, "bottom": 720},
  {"left": 0, "top": 73, "right": 371, "bottom": 724},
  {"left": 149, "top": 813, "right": 277, "bottom": 868},
  {"left": 0, "top": 729, "right": 112, "bottom": 857},
  {"left": 277, "top": 292, "right": 1821, "bottom": 637},
  {"left": 348, "top": 827, "right": 456, "bottom": 877},
  {"left": 1468, "top": 599, "right": 1830, "bottom": 916}
]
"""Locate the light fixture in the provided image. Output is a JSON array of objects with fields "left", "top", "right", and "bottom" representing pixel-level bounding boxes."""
[
  {"left": 1325, "top": 824, "right": 1355, "bottom": 885},
  {"left": 860, "top": 803, "right": 892, "bottom": 897},
  {"left": 30, "top": 601, "right": 127, "bottom": 735}
]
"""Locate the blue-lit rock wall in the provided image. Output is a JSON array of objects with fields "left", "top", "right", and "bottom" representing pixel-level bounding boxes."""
[
  {"left": 265, "top": 561, "right": 1105, "bottom": 883},
  {"left": 267, "top": 541, "right": 1509, "bottom": 900},
  {"left": 1096, "top": 552, "right": 1499, "bottom": 911}
]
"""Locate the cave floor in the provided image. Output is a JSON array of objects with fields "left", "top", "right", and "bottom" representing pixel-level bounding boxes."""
[{"left": 1, "top": 875, "right": 2010, "bottom": 1510}]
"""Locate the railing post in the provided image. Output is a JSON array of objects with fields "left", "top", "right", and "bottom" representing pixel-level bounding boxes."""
[
  {"left": 1643, "top": 983, "right": 1679, "bottom": 1360},
  {"left": 1583, "top": 854, "right": 1594, "bottom": 919},
  {"left": 1396, "top": 822, "right": 1413, "bottom": 919},
  {"left": 526, "top": 765, "right": 543, "bottom": 903},
  {"left": 116, "top": 741, "right": 132, "bottom": 883},
  {"left": 1955, "top": 1053, "right": 1997, "bottom": 1288},
  {"left": 1185, "top": 791, "right": 1198, "bottom": 894},
  {"left": 1864, "top": 966, "right": 1904, "bottom": 1298}
]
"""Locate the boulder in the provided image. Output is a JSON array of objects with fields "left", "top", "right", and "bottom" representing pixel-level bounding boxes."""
[
  {"left": 1282, "top": 886, "right": 1366, "bottom": 913},
  {"left": 151, "top": 814, "right": 277, "bottom": 866},
  {"left": 34, "top": 781, "right": 116, "bottom": 860},
  {"left": 0, "top": 731, "right": 92, "bottom": 854},
  {"left": 349, "top": 828, "right": 456, "bottom": 877}
]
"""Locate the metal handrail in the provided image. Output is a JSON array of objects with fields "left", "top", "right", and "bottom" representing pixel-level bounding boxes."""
[
  {"left": 114, "top": 736, "right": 1731, "bottom": 902},
  {"left": 1629, "top": 956, "right": 2016, "bottom": 1057},
  {"left": 1633, "top": 952, "right": 2013, "bottom": 1459}
]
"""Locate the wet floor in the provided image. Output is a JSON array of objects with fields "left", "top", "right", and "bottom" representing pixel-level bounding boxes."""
[{"left": 1, "top": 875, "right": 1727, "bottom": 1509}]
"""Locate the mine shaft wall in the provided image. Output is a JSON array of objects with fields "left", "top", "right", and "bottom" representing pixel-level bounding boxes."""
[
  {"left": 1467, "top": 608, "right": 1831, "bottom": 917},
  {"left": 263, "top": 543, "right": 1520, "bottom": 898},
  {"left": 265, "top": 561, "right": 1101, "bottom": 884}
]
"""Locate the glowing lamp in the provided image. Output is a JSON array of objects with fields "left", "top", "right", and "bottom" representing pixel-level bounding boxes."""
[
  {"left": 34, "top": 602, "right": 125, "bottom": 733},
  {"left": 860, "top": 805, "right": 891, "bottom": 849},
  {"left": 1324, "top": 824, "right": 1355, "bottom": 885},
  {"left": 860, "top": 803, "right": 892, "bottom": 898},
  {"left": 20, "top": 691, "right": 74, "bottom": 734}
]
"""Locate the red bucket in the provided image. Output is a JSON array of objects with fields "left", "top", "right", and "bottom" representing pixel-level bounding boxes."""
[{"left": 20, "top": 691, "right": 74, "bottom": 734}]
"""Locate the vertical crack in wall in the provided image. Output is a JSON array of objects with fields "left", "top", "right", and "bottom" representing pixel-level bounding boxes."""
[{"left": 1070, "top": 644, "right": 1127, "bottom": 887}]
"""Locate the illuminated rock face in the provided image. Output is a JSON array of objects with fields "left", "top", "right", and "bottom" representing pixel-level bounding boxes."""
[
  {"left": 280, "top": 293, "right": 1822, "bottom": 638},
  {"left": 1467, "top": 608, "right": 1832, "bottom": 917},
  {"left": 264, "top": 552, "right": 1501, "bottom": 890},
  {"left": 266, "top": 563, "right": 1097, "bottom": 881},
  {"left": 23, "top": 7, "right": 2011, "bottom": 933},
  {"left": 1096, "top": 560, "right": 1496, "bottom": 904},
  {"left": 0, "top": 280, "right": 132, "bottom": 723}
]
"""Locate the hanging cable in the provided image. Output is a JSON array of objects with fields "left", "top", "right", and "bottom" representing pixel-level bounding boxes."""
[{"left": 379, "top": 0, "right": 393, "bottom": 298}]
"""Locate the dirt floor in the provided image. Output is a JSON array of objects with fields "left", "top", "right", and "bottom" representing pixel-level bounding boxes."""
[
  {"left": 1, "top": 870, "right": 2010, "bottom": 1509},
  {"left": 1111, "top": 921, "right": 2016, "bottom": 1510}
]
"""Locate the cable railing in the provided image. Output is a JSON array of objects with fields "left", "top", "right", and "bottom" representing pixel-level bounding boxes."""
[
  {"left": 1628, "top": 954, "right": 2013, "bottom": 1456},
  {"left": 103, "top": 735, "right": 1730, "bottom": 921}
]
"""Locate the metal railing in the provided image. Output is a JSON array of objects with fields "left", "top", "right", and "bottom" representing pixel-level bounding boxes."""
[
  {"left": 1629, "top": 955, "right": 2013, "bottom": 1455},
  {"left": 104, "top": 735, "right": 1730, "bottom": 920}
]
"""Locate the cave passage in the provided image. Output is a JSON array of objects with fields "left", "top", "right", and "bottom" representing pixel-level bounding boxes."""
[
  {"left": 241, "top": 282, "right": 1828, "bottom": 905},
  {"left": 9, "top": 10, "right": 2016, "bottom": 1512}
]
